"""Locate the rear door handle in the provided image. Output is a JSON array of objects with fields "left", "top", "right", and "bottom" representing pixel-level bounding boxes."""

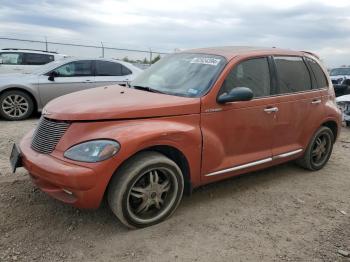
[
  {"left": 264, "top": 107, "right": 279, "bottom": 113},
  {"left": 311, "top": 99, "right": 321, "bottom": 104},
  {"left": 83, "top": 80, "right": 94, "bottom": 83}
]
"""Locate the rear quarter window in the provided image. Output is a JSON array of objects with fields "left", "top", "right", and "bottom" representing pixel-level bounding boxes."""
[
  {"left": 274, "top": 56, "right": 312, "bottom": 94},
  {"left": 305, "top": 57, "right": 328, "bottom": 89}
]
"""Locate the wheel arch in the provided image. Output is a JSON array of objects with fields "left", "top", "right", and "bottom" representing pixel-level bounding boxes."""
[
  {"left": 106, "top": 144, "right": 193, "bottom": 199},
  {"left": 321, "top": 120, "right": 339, "bottom": 142}
]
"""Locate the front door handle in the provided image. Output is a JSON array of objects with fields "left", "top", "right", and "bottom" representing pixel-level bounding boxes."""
[
  {"left": 83, "top": 80, "right": 94, "bottom": 83},
  {"left": 264, "top": 107, "right": 279, "bottom": 113},
  {"left": 311, "top": 99, "right": 321, "bottom": 104}
]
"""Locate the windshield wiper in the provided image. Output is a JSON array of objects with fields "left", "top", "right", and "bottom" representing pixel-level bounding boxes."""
[{"left": 132, "top": 85, "right": 166, "bottom": 94}]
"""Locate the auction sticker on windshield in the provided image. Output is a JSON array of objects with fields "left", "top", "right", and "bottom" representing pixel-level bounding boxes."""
[{"left": 190, "top": 57, "right": 221, "bottom": 66}]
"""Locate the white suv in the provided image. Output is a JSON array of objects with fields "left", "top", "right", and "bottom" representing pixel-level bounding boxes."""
[{"left": 0, "top": 49, "right": 67, "bottom": 74}]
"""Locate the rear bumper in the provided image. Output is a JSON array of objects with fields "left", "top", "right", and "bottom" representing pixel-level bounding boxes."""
[{"left": 19, "top": 133, "right": 103, "bottom": 209}]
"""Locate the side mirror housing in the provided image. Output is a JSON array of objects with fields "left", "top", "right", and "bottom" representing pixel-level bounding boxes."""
[
  {"left": 48, "top": 71, "right": 58, "bottom": 81},
  {"left": 217, "top": 87, "right": 253, "bottom": 104},
  {"left": 0, "top": 58, "right": 3, "bottom": 64}
]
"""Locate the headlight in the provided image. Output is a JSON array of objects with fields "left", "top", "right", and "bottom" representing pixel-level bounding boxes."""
[{"left": 64, "top": 140, "right": 120, "bottom": 162}]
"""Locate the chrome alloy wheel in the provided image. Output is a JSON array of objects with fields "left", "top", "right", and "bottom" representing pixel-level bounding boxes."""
[
  {"left": 1, "top": 94, "right": 29, "bottom": 118},
  {"left": 311, "top": 132, "right": 332, "bottom": 166},
  {"left": 126, "top": 168, "right": 178, "bottom": 224}
]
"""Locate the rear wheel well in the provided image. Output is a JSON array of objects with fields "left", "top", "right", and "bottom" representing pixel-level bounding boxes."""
[
  {"left": 0, "top": 88, "right": 38, "bottom": 113},
  {"left": 322, "top": 121, "right": 338, "bottom": 141}
]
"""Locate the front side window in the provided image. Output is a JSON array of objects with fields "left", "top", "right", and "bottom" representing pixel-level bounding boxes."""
[
  {"left": 219, "top": 57, "right": 271, "bottom": 98},
  {"left": 131, "top": 53, "right": 227, "bottom": 97},
  {"left": 306, "top": 57, "right": 328, "bottom": 89},
  {"left": 275, "top": 56, "right": 311, "bottom": 94},
  {"left": 0, "top": 53, "right": 23, "bottom": 65},
  {"left": 24, "top": 53, "right": 54, "bottom": 65},
  {"left": 53, "top": 60, "right": 92, "bottom": 77}
]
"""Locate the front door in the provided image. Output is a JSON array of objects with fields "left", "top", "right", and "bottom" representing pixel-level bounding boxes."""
[
  {"left": 38, "top": 60, "right": 96, "bottom": 106},
  {"left": 201, "top": 57, "right": 276, "bottom": 181}
]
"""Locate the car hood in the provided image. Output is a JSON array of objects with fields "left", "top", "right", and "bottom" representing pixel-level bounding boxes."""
[
  {"left": 330, "top": 75, "right": 349, "bottom": 79},
  {"left": 44, "top": 85, "right": 201, "bottom": 121}
]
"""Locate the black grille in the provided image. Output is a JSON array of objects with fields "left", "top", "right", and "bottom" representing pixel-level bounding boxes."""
[{"left": 31, "top": 117, "right": 70, "bottom": 154}]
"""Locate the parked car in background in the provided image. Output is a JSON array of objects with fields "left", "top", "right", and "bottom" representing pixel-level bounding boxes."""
[
  {"left": 0, "top": 58, "right": 142, "bottom": 120},
  {"left": 330, "top": 67, "right": 350, "bottom": 84},
  {"left": 11, "top": 47, "right": 341, "bottom": 228},
  {"left": 0, "top": 48, "right": 68, "bottom": 74},
  {"left": 336, "top": 94, "right": 350, "bottom": 126}
]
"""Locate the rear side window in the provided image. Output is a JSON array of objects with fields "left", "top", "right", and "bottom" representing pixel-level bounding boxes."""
[
  {"left": 24, "top": 53, "right": 54, "bottom": 65},
  {"left": 95, "top": 61, "right": 131, "bottom": 76},
  {"left": 274, "top": 56, "right": 311, "bottom": 94},
  {"left": 306, "top": 57, "right": 328, "bottom": 89},
  {"left": 0, "top": 53, "right": 23, "bottom": 65},
  {"left": 219, "top": 57, "right": 271, "bottom": 98}
]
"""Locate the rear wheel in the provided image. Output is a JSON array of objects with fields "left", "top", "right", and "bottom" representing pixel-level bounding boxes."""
[
  {"left": 0, "top": 90, "right": 34, "bottom": 120},
  {"left": 296, "top": 126, "right": 334, "bottom": 171},
  {"left": 108, "top": 151, "right": 184, "bottom": 228}
]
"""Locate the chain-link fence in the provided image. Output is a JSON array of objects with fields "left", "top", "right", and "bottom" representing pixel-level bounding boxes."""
[{"left": 0, "top": 37, "right": 169, "bottom": 67}]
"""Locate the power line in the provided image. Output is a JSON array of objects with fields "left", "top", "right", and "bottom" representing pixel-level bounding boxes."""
[{"left": 0, "top": 37, "right": 169, "bottom": 54}]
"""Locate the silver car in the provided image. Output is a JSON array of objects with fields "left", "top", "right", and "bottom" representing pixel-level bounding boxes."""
[{"left": 0, "top": 58, "right": 142, "bottom": 120}]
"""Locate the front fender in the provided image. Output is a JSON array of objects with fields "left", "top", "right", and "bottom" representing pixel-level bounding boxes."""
[{"left": 53, "top": 114, "right": 202, "bottom": 192}]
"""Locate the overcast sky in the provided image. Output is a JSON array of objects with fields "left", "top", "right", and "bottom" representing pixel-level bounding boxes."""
[{"left": 0, "top": 0, "right": 350, "bottom": 67}]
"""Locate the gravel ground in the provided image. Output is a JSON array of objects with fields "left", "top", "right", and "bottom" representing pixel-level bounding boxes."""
[{"left": 0, "top": 117, "right": 349, "bottom": 262}]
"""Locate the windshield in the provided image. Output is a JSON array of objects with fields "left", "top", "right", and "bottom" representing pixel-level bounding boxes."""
[
  {"left": 330, "top": 68, "right": 350, "bottom": 76},
  {"left": 131, "top": 53, "right": 227, "bottom": 97}
]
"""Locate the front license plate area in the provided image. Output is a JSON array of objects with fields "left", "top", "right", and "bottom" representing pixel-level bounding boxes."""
[{"left": 10, "top": 144, "right": 22, "bottom": 173}]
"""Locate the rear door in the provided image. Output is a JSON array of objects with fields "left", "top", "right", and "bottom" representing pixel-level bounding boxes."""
[
  {"left": 201, "top": 57, "right": 276, "bottom": 180},
  {"left": 270, "top": 56, "right": 325, "bottom": 157},
  {"left": 95, "top": 60, "right": 133, "bottom": 85},
  {"left": 38, "top": 60, "right": 96, "bottom": 106}
]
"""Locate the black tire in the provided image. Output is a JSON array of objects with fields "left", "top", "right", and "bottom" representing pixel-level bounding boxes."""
[
  {"left": 108, "top": 151, "right": 184, "bottom": 229},
  {"left": 296, "top": 126, "right": 334, "bottom": 171},
  {"left": 0, "top": 90, "right": 34, "bottom": 120},
  {"left": 346, "top": 121, "right": 350, "bottom": 127}
]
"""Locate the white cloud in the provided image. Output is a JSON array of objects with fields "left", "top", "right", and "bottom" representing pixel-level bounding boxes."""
[{"left": 0, "top": 0, "right": 350, "bottom": 67}]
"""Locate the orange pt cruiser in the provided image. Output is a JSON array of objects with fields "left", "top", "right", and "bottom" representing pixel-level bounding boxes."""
[{"left": 11, "top": 47, "right": 342, "bottom": 228}]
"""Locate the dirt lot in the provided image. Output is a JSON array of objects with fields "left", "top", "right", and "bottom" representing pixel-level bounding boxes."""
[{"left": 0, "top": 118, "right": 349, "bottom": 262}]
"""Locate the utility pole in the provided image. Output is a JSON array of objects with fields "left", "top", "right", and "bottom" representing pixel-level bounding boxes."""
[
  {"left": 149, "top": 48, "right": 152, "bottom": 64},
  {"left": 101, "top": 41, "right": 105, "bottom": 58},
  {"left": 45, "top": 36, "right": 48, "bottom": 51}
]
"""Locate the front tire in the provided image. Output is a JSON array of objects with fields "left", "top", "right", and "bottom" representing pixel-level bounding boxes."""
[
  {"left": 0, "top": 90, "right": 34, "bottom": 120},
  {"left": 108, "top": 151, "right": 184, "bottom": 228},
  {"left": 296, "top": 126, "right": 334, "bottom": 171},
  {"left": 346, "top": 121, "right": 350, "bottom": 127}
]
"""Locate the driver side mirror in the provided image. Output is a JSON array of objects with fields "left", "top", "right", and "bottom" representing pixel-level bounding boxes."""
[
  {"left": 217, "top": 87, "right": 254, "bottom": 104},
  {"left": 0, "top": 58, "right": 3, "bottom": 64},
  {"left": 48, "top": 71, "right": 59, "bottom": 81}
]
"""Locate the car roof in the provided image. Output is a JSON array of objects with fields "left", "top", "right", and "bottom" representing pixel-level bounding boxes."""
[
  {"left": 182, "top": 46, "right": 311, "bottom": 60},
  {"left": 0, "top": 48, "right": 61, "bottom": 55}
]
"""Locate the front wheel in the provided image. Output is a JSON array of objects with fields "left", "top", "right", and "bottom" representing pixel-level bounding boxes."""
[
  {"left": 346, "top": 121, "right": 350, "bottom": 127},
  {"left": 108, "top": 151, "right": 184, "bottom": 228},
  {"left": 296, "top": 126, "right": 334, "bottom": 171},
  {"left": 0, "top": 90, "right": 34, "bottom": 120}
]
